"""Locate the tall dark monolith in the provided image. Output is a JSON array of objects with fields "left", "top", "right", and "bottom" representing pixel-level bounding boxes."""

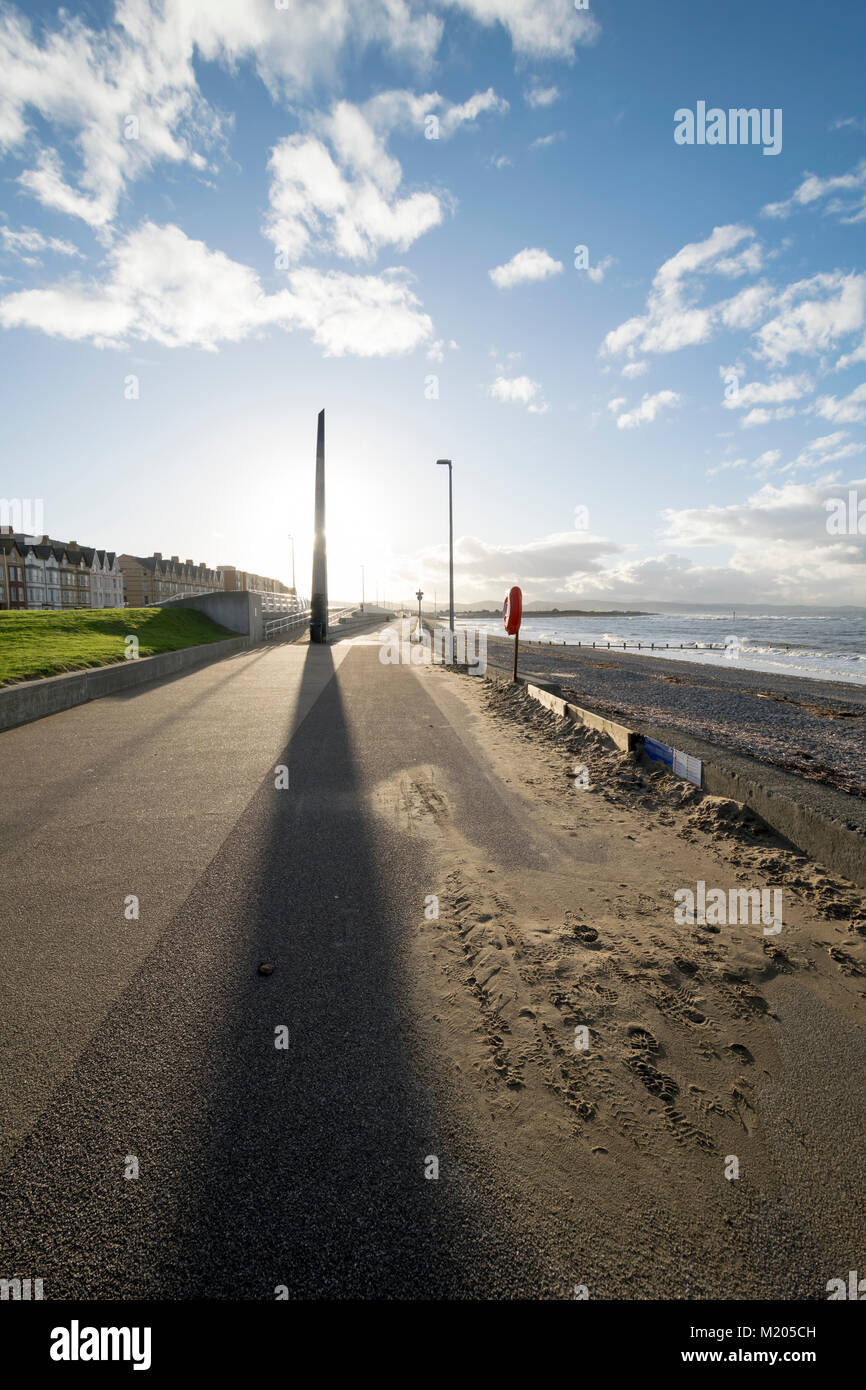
[{"left": 310, "top": 409, "right": 328, "bottom": 643}]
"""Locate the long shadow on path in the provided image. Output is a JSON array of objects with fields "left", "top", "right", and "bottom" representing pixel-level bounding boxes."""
[{"left": 0, "top": 643, "right": 548, "bottom": 1297}]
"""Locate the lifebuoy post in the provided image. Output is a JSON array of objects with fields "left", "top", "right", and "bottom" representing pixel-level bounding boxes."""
[{"left": 503, "top": 585, "right": 522, "bottom": 683}]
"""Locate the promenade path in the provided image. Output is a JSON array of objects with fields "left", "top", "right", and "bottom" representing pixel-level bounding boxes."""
[
  {"left": 0, "top": 633, "right": 562, "bottom": 1297},
  {"left": 2, "top": 629, "right": 864, "bottom": 1299}
]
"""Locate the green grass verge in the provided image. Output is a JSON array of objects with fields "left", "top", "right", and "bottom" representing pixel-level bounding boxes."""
[{"left": 0, "top": 607, "right": 235, "bottom": 686}]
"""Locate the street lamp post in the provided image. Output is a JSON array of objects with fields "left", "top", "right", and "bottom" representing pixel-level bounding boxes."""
[
  {"left": 288, "top": 534, "right": 295, "bottom": 594},
  {"left": 436, "top": 459, "right": 454, "bottom": 661},
  {"left": 416, "top": 588, "right": 424, "bottom": 639},
  {"left": 361, "top": 564, "right": 365, "bottom": 613}
]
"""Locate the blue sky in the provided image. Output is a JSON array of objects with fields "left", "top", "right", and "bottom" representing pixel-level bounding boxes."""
[{"left": 1, "top": 0, "right": 865, "bottom": 606}]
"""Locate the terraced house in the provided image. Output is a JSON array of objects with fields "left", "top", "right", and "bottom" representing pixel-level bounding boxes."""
[
  {"left": 118, "top": 553, "right": 224, "bottom": 607},
  {"left": 0, "top": 529, "right": 124, "bottom": 609},
  {"left": 0, "top": 532, "right": 27, "bottom": 609},
  {"left": 221, "top": 565, "right": 294, "bottom": 600}
]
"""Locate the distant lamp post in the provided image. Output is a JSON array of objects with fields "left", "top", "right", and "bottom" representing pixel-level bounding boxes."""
[
  {"left": 361, "top": 563, "right": 365, "bottom": 613},
  {"left": 416, "top": 588, "right": 424, "bottom": 637},
  {"left": 436, "top": 458, "right": 454, "bottom": 661},
  {"left": 288, "top": 533, "right": 295, "bottom": 594}
]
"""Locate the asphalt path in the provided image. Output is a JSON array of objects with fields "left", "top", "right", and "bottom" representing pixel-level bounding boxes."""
[{"left": 0, "top": 634, "right": 563, "bottom": 1298}]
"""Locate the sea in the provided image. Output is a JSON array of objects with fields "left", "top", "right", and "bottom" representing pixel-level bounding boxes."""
[{"left": 452, "top": 608, "right": 866, "bottom": 687}]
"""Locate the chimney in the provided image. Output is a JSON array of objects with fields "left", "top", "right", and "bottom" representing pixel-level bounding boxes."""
[
  {"left": 153, "top": 552, "right": 162, "bottom": 560},
  {"left": 185, "top": 558, "right": 193, "bottom": 566},
  {"left": 171, "top": 555, "right": 179, "bottom": 563}
]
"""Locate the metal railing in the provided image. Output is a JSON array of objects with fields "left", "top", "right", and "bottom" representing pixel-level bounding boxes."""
[
  {"left": 263, "top": 603, "right": 382, "bottom": 640},
  {"left": 260, "top": 592, "right": 303, "bottom": 613},
  {"left": 264, "top": 598, "right": 311, "bottom": 639}
]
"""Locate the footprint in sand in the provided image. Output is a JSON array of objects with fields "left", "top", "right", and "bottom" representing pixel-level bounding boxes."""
[
  {"left": 626, "top": 1053, "right": 679, "bottom": 1104},
  {"left": 626, "top": 1024, "right": 659, "bottom": 1053},
  {"left": 731, "top": 1081, "right": 757, "bottom": 1134},
  {"left": 571, "top": 923, "right": 599, "bottom": 943},
  {"left": 829, "top": 946, "right": 866, "bottom": 977}
]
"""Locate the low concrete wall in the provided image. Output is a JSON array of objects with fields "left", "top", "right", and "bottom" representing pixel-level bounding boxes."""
[
  {"left": 483, "top": 659, "right": 866, "bottom": 890},
  {"left": 0, "top": 636, "right": 250, "bottom": 733},
  {"left": 697, "top": 754, "right": 866, "bottom": 891},
  {"left": 525, "top": 682, "right": 636, "bottom": 753},
  {"left": 158, "top": 590, "right": 263, "bottom": 640}
]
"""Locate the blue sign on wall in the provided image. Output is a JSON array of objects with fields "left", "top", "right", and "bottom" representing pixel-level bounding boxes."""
[{"left": 643, "top": 736, "right": 674, "bottom": 767}]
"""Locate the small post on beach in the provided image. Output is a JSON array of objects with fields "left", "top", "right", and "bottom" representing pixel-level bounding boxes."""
[{"left": 512, "top": 629, "right": 519, "bottom": 682}]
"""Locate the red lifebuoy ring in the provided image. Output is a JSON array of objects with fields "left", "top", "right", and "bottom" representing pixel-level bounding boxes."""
[{"left": 503, "top": 585, "right": 522, "bottom": 635}]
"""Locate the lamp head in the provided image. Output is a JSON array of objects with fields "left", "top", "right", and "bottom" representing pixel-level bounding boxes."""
[{"left": 436, "top": 458, "right": 451, "bottom": 467}]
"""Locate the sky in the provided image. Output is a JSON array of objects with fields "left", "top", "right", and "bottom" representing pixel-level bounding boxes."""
[{"left": 1, "top": 0, "right": 866, "bottom": 608}]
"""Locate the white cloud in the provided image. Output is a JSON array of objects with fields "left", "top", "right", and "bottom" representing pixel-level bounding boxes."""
[
  {"left": 0, "top": 224, "right": 81, "bottom": 261},
  {"left": 717, "top": 282, "right": 773, "bottom": 329},
  {"left": 426, "top": 337, "right": 458, "bottom": 362},
  {"left": 530, "top": 131, "right": 564, "bottom": 149},
  {"left": 754, "top": 271, "right": 866, "bottom": 366},
  {"left": 437, "top": 87, "right": 509, "bottom": 135},
  {"left": 836, "top": 338, "right": 866, "bottom": 371},
  {"left": 782, "top": 431, "right": 866, "bottom": 474},
  {"left": 602, "top": 224, "right": 763, "bottom": 359},
  {"left": 587, "top": 254, "right": 614, "bottom": 285},
  {"left": 707, "top": 449, "right": 781, "bottom": 478},
  {"left": 606, "top": 396, "right": 627, "bottom": 415},
  {"left": 812, "top": 381, "right": 866, "bottom": 424},
  {"left": 490, "top": 374, "right": 548, "bottom": 412},
  {"left": 722, "top": 372, "right": 813, "bottom": 411},
  {"left": 606, "top": 234, "right": 866, "bottom": 372},
  {"left": 740, "top": 406, "right": 797, "bottom": 428},
  {"left": 489, "top": 247, "right": 563, "bottom": 289},
  {"left": 525, "top": 84, "right": 561, "bottom": 108},
  {"left": 407, "top": 474, "right": 866, "bottom": 604},
  {"left": 661, "top": 476, "right": 866, "bottom": 595},
  {"left": 615, "top": 389, "right": 681, "bottom": 430},
  {"left": 762, "top": 159, "right": 866, "bottom": 225},
  {"left": 621, "top": 360, "right": 648, "bottom": 379},
  {"left": 408, "top": 527, "right": 623, "bottom": 600},
  {"left": 440, "top": 0, "right": 600, "bottom": 59},
  {"left": 264, "top": 88, "right": 506, "bottom": 265},
  {"left": 0, "top": 3, "right": 521, "bottom": 237},
  {"left": 265, "top": 128, "right": 442, "bottom": 265},
  {"left": 0, "top": 220, "right": 433, "bottom": 356},
  {"left": 0, "top": 3, "right": 227, "bottom": 233}
]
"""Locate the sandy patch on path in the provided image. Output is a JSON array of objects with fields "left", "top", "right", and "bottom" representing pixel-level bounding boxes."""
[{"left": 377, "top": 667, "right": 866, "bottom": 1297}]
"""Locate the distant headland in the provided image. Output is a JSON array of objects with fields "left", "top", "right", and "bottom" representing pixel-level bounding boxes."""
[{"left": 456, "top": 608, "right": 655, "bottom": 618}]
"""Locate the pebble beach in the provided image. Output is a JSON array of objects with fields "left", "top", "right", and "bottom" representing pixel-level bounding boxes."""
[{"left": 482, "top": 634, "right": 866, "bottom": 798}]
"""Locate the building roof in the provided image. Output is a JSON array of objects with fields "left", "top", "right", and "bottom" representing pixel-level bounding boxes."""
[
  {"left": 121, "top": 553, "right": 219, "bottom": 578},
  {"left": 10, "top": 534, "right": 119, "bottom": 568}
]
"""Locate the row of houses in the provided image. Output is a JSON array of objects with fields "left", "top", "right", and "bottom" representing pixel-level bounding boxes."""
[
  {"left": 0, "top": 529, "right": 293, "bottom": 610},
  {"left": 0, "top": 531, "right": 125, "bottom": 610}
]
